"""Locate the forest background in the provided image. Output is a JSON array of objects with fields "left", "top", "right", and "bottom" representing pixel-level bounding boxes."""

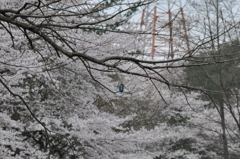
[{"left": 1, "top": 0, "right": 240, "bottom": 159}]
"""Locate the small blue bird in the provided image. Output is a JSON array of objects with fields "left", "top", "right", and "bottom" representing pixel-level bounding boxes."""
[{"left": 119, "top": 84, "right": 124, "bottom": 93}]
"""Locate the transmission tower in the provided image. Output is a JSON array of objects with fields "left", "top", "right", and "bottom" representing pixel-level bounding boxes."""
[{"left": 138, "top": 0, "right": 190, "bottom": 59}]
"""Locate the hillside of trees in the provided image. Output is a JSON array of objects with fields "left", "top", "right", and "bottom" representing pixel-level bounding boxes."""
[{"left": 1, "top": 0, "right": 240, "bottom": 159}]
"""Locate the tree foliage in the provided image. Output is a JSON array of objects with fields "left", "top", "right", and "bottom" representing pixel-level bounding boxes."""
[
  {"left": 1, "top": 0, "right": 240, "bottom": 159},
  {"left": 185, "top": 40, "right": 240, "bottom": 100}
]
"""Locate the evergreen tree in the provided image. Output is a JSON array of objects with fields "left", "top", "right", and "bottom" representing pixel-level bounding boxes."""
[
  {"left": 185, "top": 40, "right": 240, "bottom": 105},
  {"left": 184, "top": 40, "right": 240, "bottom": 159}
]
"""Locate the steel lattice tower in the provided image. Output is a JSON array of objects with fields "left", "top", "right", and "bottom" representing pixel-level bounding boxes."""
[{"left": 138, "top": 0, "right": 190, "bottom": 59}]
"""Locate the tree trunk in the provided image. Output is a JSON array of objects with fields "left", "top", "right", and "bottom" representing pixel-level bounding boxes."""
[
  {"left": 219, "top": 98, "right": 229, "bottom": 159},
  {"left": 216, "top": 0, "right": 229, "bottom": 157}
]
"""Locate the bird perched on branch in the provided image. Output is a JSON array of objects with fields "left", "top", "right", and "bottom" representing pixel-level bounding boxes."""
[{"left": 119, "top": 84, "right": 124, "bottom": 93}]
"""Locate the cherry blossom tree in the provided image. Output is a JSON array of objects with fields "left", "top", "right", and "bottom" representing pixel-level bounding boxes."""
[{"left": 2, "top": 0, "right": 240, "bottom": 159}]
